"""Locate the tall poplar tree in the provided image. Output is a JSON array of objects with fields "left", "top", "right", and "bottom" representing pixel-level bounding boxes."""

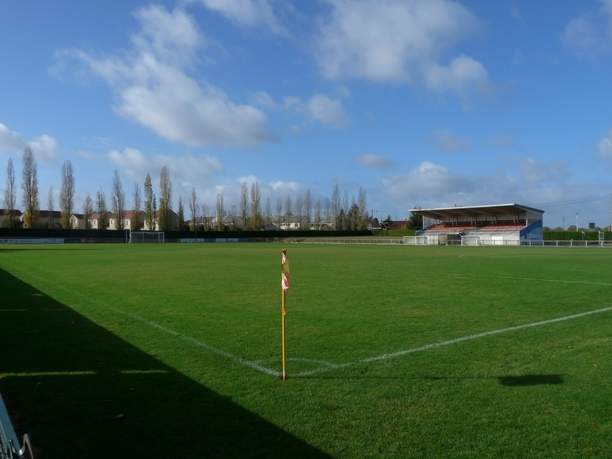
[
  {"left": 144, "top": 173, "right": 153, "bottom": 230},
  {"left": 59, "top": 160, "right": 75, "bottom": 229},
  {"left": 21, "top": 147, "right": 39, "bottom": 228},
  {"left": 4, "top": 158, "right": 16, "bottom": 228}
]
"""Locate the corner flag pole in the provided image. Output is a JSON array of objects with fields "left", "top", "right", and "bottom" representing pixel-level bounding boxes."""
[{"left": 280, "top": 249, "right": 290, "bottom": 380}]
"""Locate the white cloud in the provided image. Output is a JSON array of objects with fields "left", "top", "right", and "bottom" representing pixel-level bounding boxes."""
[
  {"left": 250, "top": 91, "right": 280, "bottom": 110},
  {"left": 269, "top": 180, "right": 301, "bottom": 192},
  {"left": 563, "top": 1, "right": 612, "bottom": 54},
  {"left": 0, "top": 122, "right": 58, "bottom": 164},
  {"left": 251, "top": 92, "right": 348, "bottom": 127},
  {"left": 597, "top": 129, "right": 612, "bottom": 158},
  {"left": 199, "top": 0, "right": 285, "bottom": 34},
  {"left": 107, "top": 147, "right": 223, "bottom": 191},
  {"left": 305, "top": 94, "right": 348, "bottom": 127},
  {"left": 383, "top": 158, "right": 578, "bottom": 210},
  {"left": 424, "top": 55, "right": 489, "bottom": 94},
  {"left": 55, "top": 5, "right": 271, "bottom": 148},
  {"left": 518, "top": 157, "right": 568, "bottom": 183},
  {"left": 316, "top": 0, "right": 490, "bottom": 95},
  {"left": 286, "top": 94, "right": 347, "bottom": 127},
  {"left": 0, "top": 123, "right": 24, "bottom": 152},
  {"left": 433, "top": 129, "right": 470, "bottom": 152},
  {"left": 355, "top": 153, "right": 392, "bottom": 170},
  {"left": 563, "top": 16, "right": 599, "bottom": 53}
]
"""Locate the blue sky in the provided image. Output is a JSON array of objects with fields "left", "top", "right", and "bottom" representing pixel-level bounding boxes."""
[{"left": 2, "top": 0, "right": 612, "bottom": 226}]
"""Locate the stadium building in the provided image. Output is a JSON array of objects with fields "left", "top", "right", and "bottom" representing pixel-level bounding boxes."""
[{"left": 409, "top": 203, "right": 544, "bottom": 246}]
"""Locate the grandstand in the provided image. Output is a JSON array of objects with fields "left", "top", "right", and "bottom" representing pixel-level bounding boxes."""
[{"left": 409, "top": 203, "right": 544, "bottom": 246}]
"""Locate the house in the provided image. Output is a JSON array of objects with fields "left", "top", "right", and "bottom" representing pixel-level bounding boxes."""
[
  {"left": 89, "top": 212, "right": 112, "bottom": 230},
  {"left": 109, "top": 210, "right": 145, "bottom": 231},
  {"left": 70, "top": 213, "right": 85, "bottom": 229},
  {"left": 0, "top": 209, "right": 22, "bottom": 228},
  {"left": 143, "top": 209, "right": 178, "bottom": 231},
  {"left": 280, "top": 221, "right": 301, "bottom": 231},
  {"left": 23, "top": 210, "right": 62, "bottom": 229}
]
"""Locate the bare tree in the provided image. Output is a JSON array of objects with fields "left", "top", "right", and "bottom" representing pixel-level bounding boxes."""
[
  {"left": 249, "top": 181, "right": 261, "bottom": 229},
  {"left": 295, "top": 194, "right": 304, "bottom": 227},
  {"left": 314, "top": 199, "right": 322, "bottom": 230},
  {"left": 331, "top": 184, "right": 340, "bottom": 226},
  {"left": 284, "top": 195, "right": 293, "bottom": 223},
  {"left": 200, "top": 203, "right": 208, "bottom": 230},
  {"left": 21, "top": 147, "right": 39, "bottom": 228},
  {"left": 342, "top": 190, "right": 349, "bottom": 215},
  {"left": 189, "top": 188, "right": 198, "bottom": 232},
  {"left": 264, "top": 196, "right": 272, "bottom": 226},
  {"left": 215, "top": 192, "right": 224, "bottom": 230},
  {"left": 159, "top": 166, "right": 172, "bottom": 230},
  {"left": 144, "top": 173, "right": 153, "bottom": 230},
  {"left": 47, "top": 186, "right": 54, "bottom": 229},
  {"left": 239, "top": 182, "right": 248, "bottom": 229},
  {"left": 83, "top": 194, "right": 93, "bottom": 229},
  {"left": 178, "top": 196, "right": 185, "bottom": 231},
  {"left": 323, "top": 197, "right": 331, "bottom": 223},
  {"left": 59, "top": 160, "right": 75, "bottom": 229},
  {"left": 304, "top": 189, "right": 312, "bottom": 229},
  {"left": 133, "top": 183, "right": 142, "bottom": 230},
  {"left": 152, "top": 193, "right": 157, "bottom": 228},
  {"left": 111, "top": 170, "right": 125, "bottom": 230},
  {"left": 4, "top": 158, "right": 16, "bottom": 228},
  {"left": 275, "top": 197, "right": 283, "bottom": 225},
  {"left": 357, "top": 187, "right": 367, "bottom": 230},
  {"left": 96, "top": 190, "right": 108, "bottom": 230}
]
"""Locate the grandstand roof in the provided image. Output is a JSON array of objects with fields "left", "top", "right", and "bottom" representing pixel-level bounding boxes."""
[{"left": 409, "top": 203, "right": 544, "bottom": 219}]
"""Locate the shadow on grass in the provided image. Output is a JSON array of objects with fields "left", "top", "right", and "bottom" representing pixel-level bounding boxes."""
[{"left": 0, "top": 268, "right": 328, "bottom": 458}]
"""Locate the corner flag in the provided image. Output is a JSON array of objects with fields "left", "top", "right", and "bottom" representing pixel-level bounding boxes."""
[
  {"left": 281, "top": 249, "right": 290, "bottom": 293},
  {"left": 280, "top": 249, "right": 289, "bottom": 380}
]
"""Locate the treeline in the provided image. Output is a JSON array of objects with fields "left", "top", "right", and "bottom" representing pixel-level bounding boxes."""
[
  {"left": 3, "top": 147, "right": 372, "bottom": 231},
  {"left": 544, "top": 231, "right": 612, "bottom": 241}
]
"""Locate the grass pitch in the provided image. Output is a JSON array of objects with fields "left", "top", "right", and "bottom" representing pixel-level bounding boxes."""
[{"left": 1, "top": 243, "right": 612, "bottom": 457}]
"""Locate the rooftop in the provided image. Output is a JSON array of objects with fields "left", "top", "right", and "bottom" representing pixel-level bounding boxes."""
[{"left": 410, "top": 203, "right": 544, "bottom": 219}]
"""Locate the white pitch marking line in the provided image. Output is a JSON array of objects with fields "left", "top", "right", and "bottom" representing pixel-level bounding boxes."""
[
  {"left": 114, "top": 309, "right": 280, "bottom": 378},
  {"left": 295, "top": 306, "right": 612, "bottom": 377},
  {"left": 253, "top": 357, "right": 337, "bottom": 368}
]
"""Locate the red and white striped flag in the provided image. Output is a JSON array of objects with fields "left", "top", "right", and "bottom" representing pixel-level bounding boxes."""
[{"left": 281, "top": 249, "right": 290, "bottom": 292}]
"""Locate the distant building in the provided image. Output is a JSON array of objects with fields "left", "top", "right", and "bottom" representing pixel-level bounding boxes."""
[
  {"left": 384, "top": 220, "right": 408, "bottom": 230},
  {"left": 409, "top": 203, "right": 544, "bottom": 246},
  {"left": 89, "top": 212, "right": 112, "bottom": 230},
  {"left": 280, "top": 221, "right": 301, "bottom": 231},
  {"left": 589, "top": 222, "right": 596, "bottom": 230},
  {"left": 70, "top": 213, "right": 85, "bottom": 229},
  {"left": 0, "top": 209, "right": 22, "bottom": 228},
  {"left": 109, "top": 210, "right": 145, "bottom": 231},
  {"left": 24, "top": 210, "right": 62, "bottom": 229}
]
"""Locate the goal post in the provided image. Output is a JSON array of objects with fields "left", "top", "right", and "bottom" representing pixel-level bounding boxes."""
[
  {"left": 460, "top": 235, "right": 480, "bottom": 246},
  {"left": 129, "top": 231, "right": 165, "bottom": 243}
]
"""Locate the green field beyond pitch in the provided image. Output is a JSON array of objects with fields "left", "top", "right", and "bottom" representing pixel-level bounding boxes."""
[{"left": 1, "top": 244, "right": 612, "bottom": 457}]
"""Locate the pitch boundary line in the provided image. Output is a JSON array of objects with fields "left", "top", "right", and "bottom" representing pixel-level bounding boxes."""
[
  {"left": 294, "top": 306, "right": 612, "bottom": 377},
  {"left": 114, "top": 309, "right": 281, "bottom": 378},
  {"left": 11, "top": 266, "right": 612, "bottom": 380}
]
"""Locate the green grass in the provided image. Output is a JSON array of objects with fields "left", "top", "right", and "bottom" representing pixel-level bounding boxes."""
[{"left": 1, "top": 243, "right": 612, "bottom": 458}]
